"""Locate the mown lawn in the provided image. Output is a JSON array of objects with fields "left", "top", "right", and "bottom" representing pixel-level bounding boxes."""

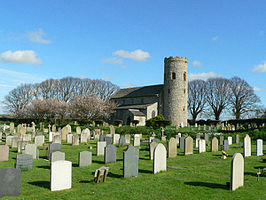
[{"left": 0, "top": 138, "right": 265, "bottom": 200}]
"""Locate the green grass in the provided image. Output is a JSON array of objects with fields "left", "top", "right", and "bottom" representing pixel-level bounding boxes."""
[{"left": 0, "top": 139, "right": 265, "bottom": 200}]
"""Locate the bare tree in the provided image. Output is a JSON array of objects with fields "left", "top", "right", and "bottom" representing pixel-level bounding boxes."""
[
  {"left": 205, "top": 78, "right": 231, "bottom": 120},
  {"left": 188, "top": 79, "right": 207, "bottom": 123},
  {"left": 229, "top": 76, "right": 260, "bottom": 119}
]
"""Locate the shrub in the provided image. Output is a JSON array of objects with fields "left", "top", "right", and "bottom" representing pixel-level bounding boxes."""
[{"left": 146, "top": 115, "right": 171, "bottom": 129}]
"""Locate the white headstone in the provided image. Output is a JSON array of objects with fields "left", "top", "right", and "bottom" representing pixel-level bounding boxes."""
[
  {"left": 230, "top": 153, "right": 244, "bottom": 191},
  {"left": 133, "top": 134, "right": 140, "bottom": 147},
  {"left": 97, "top": 141, "right": 106, "bottom": 156},
  {"left": 113, "top": 134, "right": 120, "bottom": 145},
  {"left": 198, "top": 139, "right": 206, "bottom": 153},
  {"left": 228, "top": 136, "right": 232, "bottom": 145},
  {"left": 256, "top": 139, "right": 263, "bottom": 156},
  {"left": 153, "top": 143, "right": 167, "bottom": 174},
  {"left": 24, "top": 144, "right": 37, "bottom": 159},
  {"left": 243, "top": 135, "right": 251, "bottom": 157}
]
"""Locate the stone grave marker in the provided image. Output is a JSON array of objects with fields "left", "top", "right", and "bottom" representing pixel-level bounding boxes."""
[
  {"left": 6, "top": 136, "right": 14, "bottom": 146},
  {"left": 133, "top": 134, "right": 140, "bottom": 146},
  {"left": 9, "top": 122, "right": 15, "bottom": 133},
  {"left": 110, "top": 125, "right": 115, "bottom": 135},
  {"left": 17, "top": 141, "right": 28, "bottom": 153},
  {"left": 195, "top": 138, "right": 199, "bottom": 148},
  {"left": 48, "top": 143, "right": 61, "bottom": 160},
  {"left": 79, "top": 151, "right": 92, "bottom": 167},
  {"left": 100, "top": 134, "right": 106, "bottom": 142},
  {"left": 20, "top": 127, "right": 26, "bottom": 135},
  {"left": 104, "top": 144, "right": 117, "bottom": 164},
  {"left": 204, "top": 133, "right": 209, "bottom": 143},
  {"left": 198, "top": 139, "right": 206, "bottom": 153},
  {"left": 175, "top": 135, "right": 180, "bottom": 145},
  {"left": 228, "top": 136, "right": 232, "bottom": 145},
  {"left": 66, "top": 124, "right": 71, "bottom": 133},
  {"left": 230, "top": 153, "right": 244, "bottom": 191},
  {"left": 80, "top": 133, "right": 88, "bottom": 143},
  {"left": 34, "top": 135, "right": 45, "bottom": 146},
  {"left": 82, "top": 128, "right": 90, "bottom": 140},
  {"left": 0, "top": 167, "right": 21, "bottom": 197},
  {"left": 24, "top": 144, "right": 37, "bottom": 159},
  {"left": 256, "top": 139, "right": 263, "bottom": 156},
  {"left": 125, "top": 134, "right": 131, "bottom": 144},
  {"left": 123, "top": 145, "right": 139, "bottom": 178},
  {"left": 52, "top": 124, "right": 56, "bottom": 132},
  {"left": 223, "top": 140, "right": 229, "bottom": 151},
  {"left": 149, "top": 141, "right": 158, "bottom": 160},
  {"left": 72, "top": 135, "right": 79, "bottom": 146},
  {"left": 0, "top": 145, "right": 9, "bottom": 162},
  {"left": 113, "top": 134, "right": 120, "bottom": 145},
  {"left": 97, "top": 141, "right": 106, "bottom": 156},
  {"left": 76, "top": 126, "right": 81, "bottom": 134},
  {"left": 61, "top": 127, "right": 69, "bottom": 141},
  {"left": 119, "top": 136, "right": 126, "bottom": 146},
  {"left": 167, "top": 137, "right": 177, "bottom": 158},
  {"left": 51, "top": 151, "right": 65, "bottom": 162},
  {"left": 105, "top": 136, "right": 112, "bottom": 145},
  {"left": 235, "top": 135, "right": 240, "bottom": 144},
  {"left": 53, "top": 135, "right": 61, "bottom": 144},
  {"left": 153, "top": 143, "right": 167, "bottom": 174},
  {"left": 219, "top": 136, "right": 224, "bottom": 146},
  {"left": 50, "top": 160, "right": 72, "bottom": 191},
  {"left": 179, "top": 137, "right": 185, "bottom": 148},
  {"left": 11, "top": 136, "right": 19, "bottom": 148},
  {"left": 16, "top": 154, "right": 33, "bottom": 171},
  {"left": 243, "top": 134, "right": 251, "bottom": 157},
  {"left": 67, "top": 133, "right": 73, "bottom": 144},
  {"left": 211, "top": 137, "right": 218, "bottom": 152},
  {"left": 184, "top": 136, "right": 193, "bottom": 155}
]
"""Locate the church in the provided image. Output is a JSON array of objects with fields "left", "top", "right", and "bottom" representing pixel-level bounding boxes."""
[{"left": 110, "top": 56, "right": 188, "bottom": 127}]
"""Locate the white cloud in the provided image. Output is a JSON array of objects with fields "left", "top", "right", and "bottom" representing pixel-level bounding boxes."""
[
  {"left": 0, "top": 84, "right": 15, "bottom": 88},
  {"left": 0, "top": 50, "right": 42, "bottom": 65},
  {"left": 212, "top": 36, "right": 218, "bottom": 41},
  {"left": 189, "top": 72, "right": 223, "bottom": 80},
  {"left": 121, "top": 65, "right": 129, "bottom": 69},
  {"left": 252, "top": 61, "right": 266, "bottom": 73},
  {"left": 120, "top": 83, "right": 136, "bottom": 87},
  {"left": 101, "top": 57, "right": 123, "bottom": 65},
  {"left": 253, "top": 86, "right": 266, "bottom": 92},
  {"left": 192, "top": 60, "right": 202, "bottom": 67},
  {"left": 26, "top": 29, "right": 51, "bottom": 44},
  {"left": 113, "top": 49, "right": 150, "bottom": 61},
  {"left": 101, "top": 77, "right": 113, "bottom": 81}
]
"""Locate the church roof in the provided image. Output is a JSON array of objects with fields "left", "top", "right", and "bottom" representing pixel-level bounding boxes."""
[
  {"left": 128, "top": 109, "right": 146, "bottom": 116},
  {"left": 111, "top": 84, "right": 163, "bottom": 99},
  {"left": 116, "top": 103, "right": 153, "bottom": 110}
]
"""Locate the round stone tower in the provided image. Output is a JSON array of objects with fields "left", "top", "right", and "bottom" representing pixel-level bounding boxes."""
[{"left": 163, "top": 56, "right": 188, "bottom": 127}]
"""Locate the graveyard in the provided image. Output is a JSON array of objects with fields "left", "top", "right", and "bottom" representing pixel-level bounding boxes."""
[{"left": 0, "top": 122, "right": 265, "bottom": 199}]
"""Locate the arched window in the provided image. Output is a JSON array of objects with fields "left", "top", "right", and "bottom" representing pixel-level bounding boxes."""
[
  {"left": 171, "top": 72, "right": 176, "bottom": 80},
  {"left": 152, "top": 110, "right": 156, "bottom": 118},
  {"left": 183, "top": 72, "right": 186, "bottom": 81}
]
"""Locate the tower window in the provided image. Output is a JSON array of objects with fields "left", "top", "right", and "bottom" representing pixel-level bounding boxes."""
[
  {"left": 183, "top": 72, "right": 186, "bottom": 81},
  {"left": 183, "top": 107, "right": 185, "bottom": 111},
  {"left": 184, "top": 89, "right": 186, "bottom": 94},
  {"left": 171, "top": 72, "right": 176, "bottom": 80},
  {"left": 168, "top": 89, "right": 170, "bottom": 94}
]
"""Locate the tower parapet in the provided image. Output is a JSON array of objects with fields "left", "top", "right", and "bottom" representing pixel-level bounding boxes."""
[{"left": 163, "top": 56, "right": 188, "bottom": 127}]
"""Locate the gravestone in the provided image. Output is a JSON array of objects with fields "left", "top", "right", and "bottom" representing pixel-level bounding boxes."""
[
  {"left": 243, "top": 134, "right": 251, "bottom": 157},
  {"left": 20, "top": 127, "right": 26, "bottom": 135},
  {"left": 236, "top": 135, "right": 240, "bottom": 144},
  {"left": 82, "top": 128, "right": 90, "bottom": 140},
  {"left": 51, "top": 151, "right": 65, "bottom": 162},
  {"left": 0, "top": 145, "right": 9, "bottom": 162},
  {"left": 223, "top": 140, "right": 229, "bottom": 151},
  {"left": 153, "top": 143, "right": 167, "bottom": 174},
  {"left": 198, "top": 139, "right": 206, "bottom": 153},
  {"left": 133, "top": 134, "right": 140, "bottom": 146},
  {"left": 61, "top": 127, "right": 69, "bottom": 141},
  {"left": 16, "top": 154, "right": 33, "bottom": 171},
  {"left": 113, "top": 134, "right": 120, "bottom": 145},
  {"left": 97, "top": 141, "right": 106, "bottom": 156},
  {"left": 0, "top": 168, "right": 21, "bottom": 197},
  {"left": 11, "top": 136, "right": 19, "bottom": 148},
  {"left": 175, "top": 135, "right": 180, "bottom": 145},
  {"left": 17, "top": 141, "right": 28, "bottom": 153},
  {"left": 195, "top": 138, "right": 199, "bottom": 148},
  {"left": 211, "top": 137, "right": 218, "bottom": 152},
  {"left": 53, "top": 135, "right": 61, "bottom": 144},
  {"left": 50, "top": 160, "right": 72, "bottom": 191},
  {"left": 10, "top": 122, "right": 15, "bottom": 133},
  {"left": 204, "top": 133, "right": 209, "bottom": 143},
  {"left": 150, "top": 141, "right": 158, "bottom": 160},
  {"left": 72, "top": 135, "right": 79, "bottom": 146},
  {"left": 79, "top": 151, "right": 92, "bottom": 167},
  {"left": 24, "top": 144, "right": 37, "bottom": 159},
  {"left": 34, "top": 135, "right": 45, "bottom": 146},
  {"left": 66, "top": 124, "right": 71, "bottom": 133},
  {"left": 76, "top": 126, "right": 81, "bottom": 134},
  {"left": 230, "top": 153, "right": 244, "bottom": 191},
  {"left": 67, "top": 134, "right": 73, "bottom": 144},
  {"left": 256, "top": 139, "right": 263, "bottom": 156},
  {"left": 228, "top": 136, "right": 232, "bottom": 145},
  {"left": 179, "top": 137, "right": 185, "bottom": 148},
  {"left": 22, "top": 134, "right": 31, "bottom": 142},
  {"left": 6, "top": 136, "right": 14, "bottom": 146},
  {"left": 123, "top": 146, "right": 139, "bottom": 178},
  {"left": 52, "top": 124, "right": 56, "bottom": 132},
  {"left": 100, "top": 134, "right": 106, "bottom": 142},
  {"left": 119, "top": 136, "right": 126, "bottom": 146},
  {"left": 125, "top": 134, "right": 131, "bottom": 144},
  {"left": 110, "top": 125, "right": 115, "bottom": 135},
  {"left": 105, "top": 136, "right": 112, "bottom": 145},
  {"left": 104, "top": 144, "right": 117, "bottom": 164},
  {"left": 48, "top": 143, "right": 61, "bottom": 160},
  {"left": 80, "top": 133, "right": 87, "bottom": 143},
  {"left": 219, "top": 136, "right": 224, "bottom": 146},
  {"left": 184, "top": 136, "right": 193, "bottom": 155},
  {"left": 167, "top": 137, "right": 177, "bottom": 158}
]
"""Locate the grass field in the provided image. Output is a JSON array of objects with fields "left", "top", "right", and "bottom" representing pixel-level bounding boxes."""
[{"left": 0, "top": 138, "right": 265, "bottom": 200}]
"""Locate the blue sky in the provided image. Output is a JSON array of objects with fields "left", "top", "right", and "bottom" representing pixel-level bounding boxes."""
[{"left": 0, "top": 0, "right": 265, "bottom": 114}]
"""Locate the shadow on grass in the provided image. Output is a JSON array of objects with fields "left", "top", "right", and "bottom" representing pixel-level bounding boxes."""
[
  {"left": 184, "top": 182, "right": 228, "bottom": 190},
  {"left": 37, "top": 165, "right": 50, "bottom": 169},
  {"left": 139, "top": 157, "right": 150, "bottom": 160},
  {"left": 93, "top": 160, "right": 105, "bottom": 164},
  {"left": 244, "top": 172, "right": 257, "bottom": 177},
  {"left": 73, "top": 163, "right": 79, "bottom": 167},
  {"left": 28, "top": 181, "right": 50, "bottom": 189},
  {"left": 139, "top": 169, "right": 153, "bottom": 174},
  {"left": 254, "top": 166, "right": 265, "bottom": 169},
  {"left": 108, "top": 172, "right": 123, "bottom": 178},
  {"left": 80, "top": 180, "right": 95, "bottom": 183}
]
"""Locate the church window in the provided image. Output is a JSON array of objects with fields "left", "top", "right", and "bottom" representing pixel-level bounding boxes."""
[
  {"left": 183, "top": 72, "right": 186, "bottom": 81},
  {"left": 171, "top": 72, "right": 176, "bottom": 80},
  {"left": 184, "top": 89, "right": 186, "bottom": 94},
  {"left": 183, "top": 107, "right": 185, "bottom": 112}
]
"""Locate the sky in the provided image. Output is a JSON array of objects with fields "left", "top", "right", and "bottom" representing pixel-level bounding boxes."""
[{"left": 0, "top": 0, "right": 265, "bottom": 114}]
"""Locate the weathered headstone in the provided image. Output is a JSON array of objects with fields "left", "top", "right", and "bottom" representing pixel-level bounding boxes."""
[
  {"left": 9, "top": 122, "right": 15, "bottom": 133},
  {"left": 76, "top": 126, "right": 81, "bottom": 134},
  {"left": 11, "top": 136, "right": 19, "bottom": 148},
  {"left": 123, "top": 146, "right": 139, "bottom": 178},
  {"left": 53, "top": 135, "right": 61, "bottom": 144},
  {"left": 6, "top": 136, "right": 14, "bottom": 146},
  {"left": 34, "top": 135, "right": 45, "bottom": 146},
  {"left": 119, "top": 136, "right": 126, "bottom": 146},
  {"left": 48, "top": 143, "right": 61, "bottom": 160},
  {"left": 100, "top": 134, "right": 106, "bottom": 142},
  {"left": 223, "top": 140, "right": 229, "bottom": 151},
  {"left": 72, "top": 135, "right": 79, "bottom": 146},
  {"left": 61, "top": 127, "right": 69, "bottom": 141},
  {"left": 110, "top": 125, "right": 115, "bottom": 135},
  {"left": 105, "top": 136, "right": 112, "bottom": 145},
  {"left": 51, "top": 151, "right": 65, "bottom": 162},
  {"left": 79, "top": 151, "right": 92, "bottom": 167},
  {"left": 179, "top": 137, "right": 185, "bottom": 148},
  {"left": 97, "top": 141, "right": 106, "bottom": 156},
  {"left": 24, "top": 144, "right": 37, "bottom": 159},
  {"left": 16, "top": 154, "right": 33, "bottom": 171},
  {"left": 256, "top": 139, "right": 263, "bottom": 156},
  {"left": 184, "top": 136, "right": 193, "bottom": 155},
  {"left": 17, "top": 141, "right": 28, "bottom": 153},
  {"left": 0, "top": 145, "right": 9, "bottom": 162},
  {"left": 167, "top": 137, "right": 177, "bottom": 158},
  {"left": 133, "top": 134, "right": 140, "bottom": 146},
  {"left": 20, "top": 127, "right": 26, "bottom": 135},
  {"left": 67, "top": 134, "right": 73, "bottom": 144},
  {"left": 228, "top": 136, "right": 232, "bottom": 145},
  {"left": 204, "top": 133, "right": 209, "bottom": 143},
  {"left": 113, "top": 134, "right": 120, "bottom": 145},
  {"left": 219, "top": 136, "right": 224, "bottom": 146},
  {"left": 153, "top": 143, "right": 167, "bottom": 174},
  {"left": 0, "top": 168, "right": 21, "bottom": 197},
  {"left": 175, "top": 135, "right": 180, "bottom": 145},
  {"left": 195, "top": 138, "right": 199, "bottom": 148},
  {"left": 198, "top": 139, "right": 206, "bottom": 153},
  {"left": 104, "top": 144, "right": 117, "bottom": 164},
  {"left": 230, "top": 153, "right": 244, "bottom": 191},
  {"left": 125, "top": 134, "right": 131, "bottom": 144},
  {"left": 50, "top": 160, "right": 72, "bottom": 191},
  {"left": 82, "top": 128, "right": 90, "bottom": 139},
  {"left": 236, "top": 134, "right": 240, "bottom": 144},
  {"left": 66, "top": 124, "right": 71, "bottom": 133},
  {"left": 211, "top": 137, "right": 218, "bottom": 152},
  {"left": 80, "top": 133, "right": 88, "bottom": 143},
  {"left": 150, "top": 141, "right": 158, "bottom": 160},
  {"left": 243, "top": 134, "right": 251, "bottom": 157},
  {"left": 52, "top": 124, "right": 56, "bottom": 132}
]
